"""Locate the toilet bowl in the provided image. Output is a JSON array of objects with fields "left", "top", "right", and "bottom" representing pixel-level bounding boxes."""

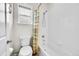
[
  {"left": 19, "top": 34, "right": 32, "bottom": 56},
  {"left": 19, "top": 46, "right": 32, "bottom": 56}
]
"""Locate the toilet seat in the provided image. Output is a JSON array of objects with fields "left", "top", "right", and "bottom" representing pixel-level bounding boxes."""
[{"left": 19, "top": 46, "right": 32, "bottom": 56}]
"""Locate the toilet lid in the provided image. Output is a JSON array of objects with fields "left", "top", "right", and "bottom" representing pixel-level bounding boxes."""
[{"left": 19, "top": 46, "right": 32, "bottom": 56}]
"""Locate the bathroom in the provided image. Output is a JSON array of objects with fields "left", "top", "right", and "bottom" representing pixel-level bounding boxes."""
[
  {"left": 0, "top": 3, "right": 46, "bottom": 56},
  {"left": 0, "top": 3, "right": 79, "bottom": 56}
]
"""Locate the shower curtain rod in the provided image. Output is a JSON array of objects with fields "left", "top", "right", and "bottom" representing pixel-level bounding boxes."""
[{"left": 19, "top": 5, "right": 32, "bottom": 10}]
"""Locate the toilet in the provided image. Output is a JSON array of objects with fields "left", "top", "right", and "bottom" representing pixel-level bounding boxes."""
[
  {"left": 19, "top": 46, "right": 32, "bottom": 56},
  {"left": 19, "top": 34, "right": 32, "bottom": 56}
]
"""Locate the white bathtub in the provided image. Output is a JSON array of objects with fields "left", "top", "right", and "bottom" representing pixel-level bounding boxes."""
[
  {"left": 39, "top": 45, "right": 63, "bottom": 56},
  {"left": 39, "top": 45, "right": 48, "bottom": 56}
]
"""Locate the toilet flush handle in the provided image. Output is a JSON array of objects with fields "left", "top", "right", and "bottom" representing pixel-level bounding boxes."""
[{"left": 7, "top": 40, "right": 12, "bottom": 44}]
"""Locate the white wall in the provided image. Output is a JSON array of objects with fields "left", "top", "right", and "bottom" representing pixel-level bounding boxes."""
[
  {"left": 0, "top": 3, "right": 7, "bottom": 56},
  {"left": 48, "top": 3, "right": 79, "bottom": 56},
  {"left": 0, "top": 3, "right": 5, "bottom": 36},
  {"left": 0, "top": 36, "right": 7, "bottom": 56}
]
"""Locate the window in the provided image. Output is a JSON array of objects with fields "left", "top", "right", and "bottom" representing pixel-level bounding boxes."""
[{"left": 18, "top": 4, "right": 32, "bottom": 24}]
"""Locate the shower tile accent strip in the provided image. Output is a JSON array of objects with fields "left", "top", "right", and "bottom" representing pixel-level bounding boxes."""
[{"left": 32, "top": 10, "right": 40, "bottom": 55}]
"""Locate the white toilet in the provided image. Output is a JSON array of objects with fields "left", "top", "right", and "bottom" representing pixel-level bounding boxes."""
[{"left": 19, "top": 35, "right": 32, "bottom": 56}]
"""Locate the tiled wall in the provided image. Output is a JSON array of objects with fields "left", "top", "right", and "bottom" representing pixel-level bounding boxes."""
[
  {"left": 39, "top": 4, "right": 48, "bottom": 53},
  {"left": 48, "top": 3, "right": 79, "bottom": 56}
]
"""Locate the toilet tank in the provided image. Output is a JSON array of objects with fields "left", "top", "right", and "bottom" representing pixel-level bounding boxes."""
[{"left": 20, "top": 33, "right": 32, "bottom": 47}]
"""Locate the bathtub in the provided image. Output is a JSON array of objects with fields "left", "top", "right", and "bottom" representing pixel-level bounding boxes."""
[
  {"left": 39, "top": 43, "right": 79, "bottom": 56},
  {"left": 39, "top": 45, "right": 48, "bottom": 56},
  {"left": 39, "top": 44, "right": 62, "bottom": 56}
]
